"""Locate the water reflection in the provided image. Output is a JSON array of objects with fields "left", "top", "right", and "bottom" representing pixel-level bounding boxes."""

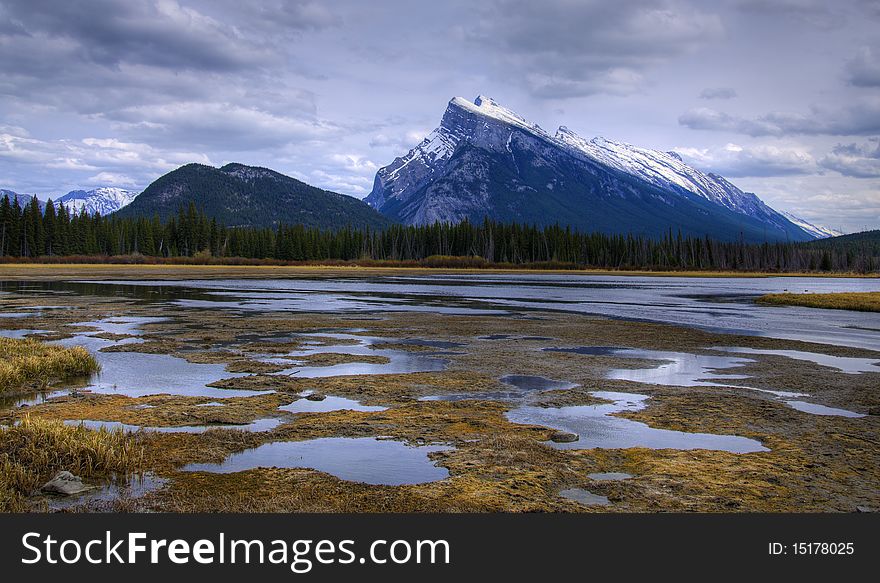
[
  {"left": 182, "top": 437, "right": 452, "bottom": 485},
  {"left": 506, "top": 391, "right": 768, "bottom": 453}
]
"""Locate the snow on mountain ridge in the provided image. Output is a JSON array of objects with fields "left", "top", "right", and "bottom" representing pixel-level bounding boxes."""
[
  {"left": 449, "top": 95, "right": 551, "bottom": 139},
  {"left": 58, "top": 187, "right": 139, "bottom": 216},
  {"left": 779, "top": 211, "right": 842, "bottom": 239},
  {"left": 557, "top": 127, "right": 748, "bottom": 212}
]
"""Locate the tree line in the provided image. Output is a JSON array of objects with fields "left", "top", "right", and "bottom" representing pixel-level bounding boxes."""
[{"left": 1, "top": 194, "right": 876, "bottom": 273}]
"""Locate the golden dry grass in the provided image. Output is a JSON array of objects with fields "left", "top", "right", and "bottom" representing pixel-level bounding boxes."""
[
  {"left": 758, "top": 291, "right": 880, "bottom": 312},
  {"left": 0, "top": 337, "right": 100, "bottom": 394},
  {"left": 0, "top": 416, "right": 144, "bottom": 511}
]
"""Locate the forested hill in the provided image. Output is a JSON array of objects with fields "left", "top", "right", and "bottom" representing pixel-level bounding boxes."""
[
  {"left": 804, "top": 230, "right": 880, "bottom": 253},
  {"left": 1, "top": 193, "right": 876, "bottom": 273},
  {"left": 113, "top": 163, "right": 391, "bottom": 230}
]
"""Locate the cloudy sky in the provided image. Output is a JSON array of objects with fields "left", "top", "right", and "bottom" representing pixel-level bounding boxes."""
[{"left": 1, "top": 0, "right": 878, "bottom": 232}]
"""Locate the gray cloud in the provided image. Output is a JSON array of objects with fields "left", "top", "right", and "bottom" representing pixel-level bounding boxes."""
[
  {"left": 674, "top": 143, "right": 816, "bottom": 177},
  {"left": 700, "top": 87, "right": 738, "bottom": 100},
  {"left": 846, "top": 46, "right": 880, "bottom": 87},
  {"left": 819, "top": 138, "right": 880, "bottom": 177},
  {"left": 0, "top": 0, "right": 269, "bottom": 72},
  {"left": 734, "top": 0, "right": 848, "bottom": 30},
  {"left": 679, "top": 99, "right": 880, "bottom": 136},
  {"left": 461, "top": 0, "right": 724, "bottom": 98}
]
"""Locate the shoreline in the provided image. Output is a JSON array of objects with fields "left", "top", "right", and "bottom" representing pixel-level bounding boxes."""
[{"left": 1, "top": 262, "right": 878, "bottom": 280}]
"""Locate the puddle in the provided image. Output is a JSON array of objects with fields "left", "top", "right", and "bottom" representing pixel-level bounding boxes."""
[
  {"left": 500, "top": 375, "right": 577, "bottom": 392},
  {"left": 64, "top": 417, "right": 284, "bottom": 433},
  {"left": 506, "top": 391, "right": 768, "bottom": 453},
  {"left": 272, "top": 333, "right": 448, "bottom": 378},
  {"left": 53, "top": 334, "right": 261, "bottom": 399},
  {"left": 45, "top": 473, "right": 166, "bottom": 511},
  {"left": 422, "top": 374, "right": 577, "bottom": 402},
  {"left": 719, "top": 347, "right": 880, "bottom": 374},
  {"left": 547, "top": 346, "right": 865, "bottom": 418},
  {"left": 0, "top": 329, "right": 51, "bottom": 338},
  {"left": 546, "top": 347, "right": 753, "bottom": 387},
  {"left": 559, "top": 488, "right": 610, "bottom": 506},
  {"left": 182, "top": 437, "right": 451, "bottom": 485},
  {"left": 0, "top": 389, "right": 66, "bottom": 410},
  {"left": 69, "top": 316, "right": 167, "bottom": 336},
  {"left": 784, "top": 401, "right": 866, "bottom": 418},
  {"left": 0, "top": 312, "right": 34, "bottom": 318},
  {"left": 279, "top": 394, "right": 387, "bottom": 414},
  {"left": 588, "top": 472, "right": 633, "bottom": 481}
]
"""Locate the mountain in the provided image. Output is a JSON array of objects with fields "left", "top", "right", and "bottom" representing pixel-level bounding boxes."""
[
  {"left": 114, "top": 163, "right": 391, "bottom": 229},
  {"left": 0, "top": 189, "right": 43, "bottom": 210},
  {"left": 365, "top": 95, "right": 817, "bottom": 242},
  {"left": 779, "top": 211, "right": 842, "bottom": 239},
  {"left": 57, "top": 187, "right": 138, "bottom": 216}
]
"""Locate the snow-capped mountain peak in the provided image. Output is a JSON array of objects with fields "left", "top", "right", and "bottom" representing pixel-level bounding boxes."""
[
  {"left": 58, "top": 187, "right": 139, "bottom": 216},
  {"left": 366, "top": 94, "right": 830, "bottom": 241},
  {"left": 779, "top": 211, "right": 842, "bottom": 239},
  {"left": 449, "top": 95, "right": 550, "bottom": 139}
]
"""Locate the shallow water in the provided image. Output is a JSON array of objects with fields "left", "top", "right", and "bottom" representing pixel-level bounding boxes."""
[
  {"left": 272, "top": 333, "right": 448, "bottom": 378},
  {"left": 49, "top": 316, "right": 263, "bottom": 398},
  {"left": 0, "top": 328, "right": 50, "bottom": 338},
  {"left": 546, "top": 347, "right": 755, "bottom": 387},
  {"left": 422, "top": 374, "right": 576, "bottom": 402},
  {"left": 500, "top": 375, "right": 578, "bottom": 392},
  {"left": 784, "top": 401, "right": 866, "bottom": 418},
  {"left": 506, "top": 391, "right": 768, "bottom": 453},
  {"left": 279, "top": 394, "right": 387, "bottom": 414},
  {"left": 70, "top": 316, "right": 167, "bottom": 336},
  {"left": 719, "top": 347, "right": 880, "bottom": 374},
  {"left": 548, "top": 345, "right": 867, "bottom": 417},
  {"left": 20, "top": 273, "right": 876, "bottom": 349},
  {"left": 182, "top": 437, "right": 452, "bottom": 485},
  {"left": 64, "top": 417, "right": 284, "bottom": 433},
  {"left": 588, "top": 472, "right": 633, "bottom": 481},
  {"left": 56, "top": 335, "right": 260, "bottom": 398},
  {"left": 45, "top": 473, "right": 166, "bottom": 511},
  {"left": 559, "top": 488, "right": 610, "bottom": 506}
]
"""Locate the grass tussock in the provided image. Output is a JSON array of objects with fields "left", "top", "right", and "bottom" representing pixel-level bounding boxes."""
[
  {"left": 0, "top": 416, "right": 144, "bottom": 512},
  {"left": 0, "top": 337, "right": 99, "bottom": 394},
  {"left": 758, "top": 291, "right": 880, "bottom": 312}
]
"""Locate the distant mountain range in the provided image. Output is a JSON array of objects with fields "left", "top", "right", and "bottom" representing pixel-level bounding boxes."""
[
  {"left": 0, "top": 187, "right": 137, "bottom": 216},
  {"left": 113, "top": 163, "right": 390, "bottom": 229},
  {"left": 58, "top": 187, "right": 139, "bottom": 216},
  {"left": 365, "top": 95, "right": 834, "bottom": 242}
]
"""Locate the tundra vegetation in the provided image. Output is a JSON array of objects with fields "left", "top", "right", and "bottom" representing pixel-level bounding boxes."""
[
  {"left": 758, "top": 292, "right": 880, "bottom": 312},
  {"left": 0, "top": 337, "right": 99, "bottom": 394},
  {"left": 0, "top": 417, "right": 144, "bottom": 512},
  {"left": 0, "top": 267, "right": 877, "bottom": 512}
]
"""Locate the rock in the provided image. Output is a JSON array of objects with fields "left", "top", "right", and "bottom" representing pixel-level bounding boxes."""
[
  {"left": 550, "top": 431, "right": 579, "bottom": 443},
  {"left": 856, "top": 506, "right": 874, "bottom": 513},
  {"left": 41, "top": 471, "right": 96, "bottom": 496},
  {"left": 305, "top": 393, "right": 326, "bottom": 401}
]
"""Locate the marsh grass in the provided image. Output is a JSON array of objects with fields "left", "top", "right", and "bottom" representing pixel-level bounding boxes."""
[
  {"left": 0, "top": 337, "right": 99, "bottom": 394},
  {"left": 0, "top": 416, "right": 144, "bottom": 512},
  {"left": 758, "top": 291, "right": 880, "bottom": 312}
]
